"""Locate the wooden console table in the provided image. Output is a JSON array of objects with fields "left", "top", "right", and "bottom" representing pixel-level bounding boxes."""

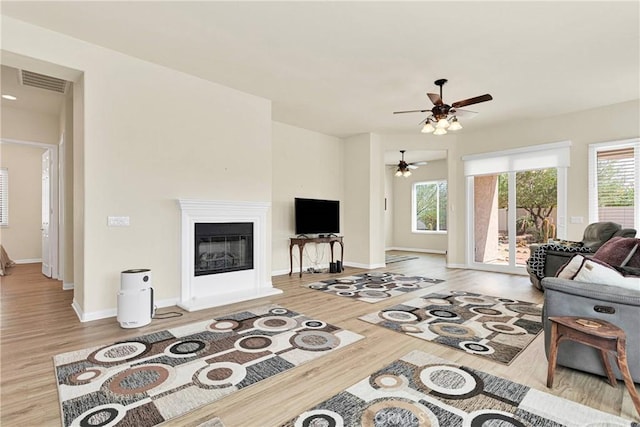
[{"left": 289, "top": 236, "right": 344, "bottom": 277}]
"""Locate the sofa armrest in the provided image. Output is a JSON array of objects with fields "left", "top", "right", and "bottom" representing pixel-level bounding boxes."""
[
  {"left": 542, "top": 250, "right": 593, "bottom": 277},
  {"left": 541, "top": 277, "right": 640, "bottom": 306},
  {"left": 615, "top": 228, "right": 637, "bottom": 238}
]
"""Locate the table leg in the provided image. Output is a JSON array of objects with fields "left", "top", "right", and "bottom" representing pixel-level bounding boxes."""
[
  {"left": 329, "top": 242, "right": 335, "bottom": 263},
  {"left": 599, "top": 349, "right": 617, "bottom": 387},
  {"left": 547, "top": 322, "right": 560, "bottom": 388},
  {"left": 289, "top": 244, "right": 294, "bottom": 276},
  {"left": 298, "top": 244, "right": 304, "bottom": 278},
  {"left": 616, "top": 337, "right": 640, "bottom": 416}
]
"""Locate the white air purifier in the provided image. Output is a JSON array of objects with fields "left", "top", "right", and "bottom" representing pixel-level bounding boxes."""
[{"left": 117, "top": 269, "right": 155, "bottom": 328}]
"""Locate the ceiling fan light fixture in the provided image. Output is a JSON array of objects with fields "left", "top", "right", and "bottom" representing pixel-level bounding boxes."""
[
  {"left": 436, "top": 118, "right": 450, "bottom": 129},
  {"left": 449, "top": 117, "right": 462, "bottom": 131},
  {"left": 421, "top": 121, "right": 435, "bottom": 133},
  {"left": 395, "top": 169, "right": 403, "bottom": 177},
  {"left": 394, "top": 78, "right": 493, "bottom": 136},
  {"left": 403, "top": 170, "right": 411, "bottom": 177}
]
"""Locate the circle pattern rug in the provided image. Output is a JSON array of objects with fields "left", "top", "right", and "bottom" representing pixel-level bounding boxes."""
[
  {"left": 359, "top": 291, "right": 543, "bottom": 364},
  {"left": 304, "top": 272, "right": 444, "bottom": 303},
  {"left": 281, "top": 350, "right": 634, "bottom": 426},
  {"left": 53, "top": 305, "right": 363, "bottom": 427}
]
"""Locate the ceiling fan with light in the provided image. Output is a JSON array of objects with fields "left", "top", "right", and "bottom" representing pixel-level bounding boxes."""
[
  {"left": 394, "top": 150, "right": 426, "bottom": 177},
  {"left": 394, "top": 79, "right": 493, "bottom": 135}
]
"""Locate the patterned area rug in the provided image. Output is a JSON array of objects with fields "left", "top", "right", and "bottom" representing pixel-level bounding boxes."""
[
  {"left": 53, "top": 305, "right": 363, "bottom": 427},
  {"left": 359, "top": 290, "right": 543, "bottom": 364},
  {"left": 304, "top": 272, "right": 444, "bottom": 303},
  {"left": 282, "top": 350, "right": 634, "bottom": 426},
  {"left": 385, "top": 254, "right": 419, "bottom": 264}
]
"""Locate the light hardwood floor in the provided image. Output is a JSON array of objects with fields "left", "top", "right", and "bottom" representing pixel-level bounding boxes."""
[{"left": 1, "top": 253, "right": 638, "bottom": 426}]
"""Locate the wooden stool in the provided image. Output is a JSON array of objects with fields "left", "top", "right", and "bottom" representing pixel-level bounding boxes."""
[{"left": 547, "top": 316, "right": 640, "bottom": 417}]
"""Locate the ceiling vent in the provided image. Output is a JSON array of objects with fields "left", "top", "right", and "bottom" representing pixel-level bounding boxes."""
[{"left": 19, "top": 70, "right": 68, "bottom": 94}]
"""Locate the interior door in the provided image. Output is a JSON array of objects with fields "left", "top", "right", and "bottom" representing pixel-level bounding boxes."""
[{"left": 41, "top": 150, "right": 51, "bottom": 278}]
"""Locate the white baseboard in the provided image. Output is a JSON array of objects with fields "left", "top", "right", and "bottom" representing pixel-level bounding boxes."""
[
  {"left": 72, "top": 296, "right": 182, "bottom": 323},
  {"left": 460, "top": 263, "right": 528, "bottom": 276},
  {"left": 344, "top": 261, "right": 386, "bottom": 270},
  {"left": 273, "top": 260, "right": 387, "bottom": 275},
  {"left": 385, "top": 247, "right": 446, "bottom": 255},
  {"left": 272, "top": 262, "right": 332, "bottom": 277},
  {"left": 14, "top": 258, "right": 42, "bottom": 264},
  {"left": 446, "top": 263, "right": 467, "bottom": 269},
  {"left": 62, "top": 281, "right": 74, "bottom": 290}
]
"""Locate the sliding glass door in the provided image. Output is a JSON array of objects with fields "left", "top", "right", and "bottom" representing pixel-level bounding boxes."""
[
  {"left": 472, "top": 168, "right": 559, "bottom": 270},
  {"left": 464, "top": 142, "right": 569, "bottom": 273}
]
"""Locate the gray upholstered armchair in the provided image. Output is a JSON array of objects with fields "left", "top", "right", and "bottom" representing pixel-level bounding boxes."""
[
  {"left": 542, "top": 276, "right": 640, "bottom": 383},
  {"left": 527, "top": 222, "right": 636, "bottom": 290}
]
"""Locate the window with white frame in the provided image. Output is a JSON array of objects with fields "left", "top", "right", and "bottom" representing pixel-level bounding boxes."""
[
  {"left": 412, "top": 180, "right": 447, "bottom": 232},
  {"left": 0, "top": 168, "right": 7, "bottom": 226},
  {"left": 589, "top": 139, "right": 639, "bottom": 229}
]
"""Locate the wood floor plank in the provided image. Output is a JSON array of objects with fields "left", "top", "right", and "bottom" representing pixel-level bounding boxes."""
[{"left": 1, "top": 253, "right": 638, "bottom": 426}]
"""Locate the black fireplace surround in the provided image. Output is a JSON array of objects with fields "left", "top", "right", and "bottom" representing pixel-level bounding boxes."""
[{"left": 195, "top": 222, "right": 253, "bottom": 276}]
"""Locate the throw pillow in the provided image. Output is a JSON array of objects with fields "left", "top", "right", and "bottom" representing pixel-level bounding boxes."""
[
  {"left": 555, "top": 254, "right": 586, "bottom": 279},
  {"left": 573, "top": 257, "right": 640, "bottom": 291},
  {"left": 593, "top": 236, "right": 640, "bottom": 267},
  {"left": 552, "top": 239, "right": 583, "bottom": 248}
]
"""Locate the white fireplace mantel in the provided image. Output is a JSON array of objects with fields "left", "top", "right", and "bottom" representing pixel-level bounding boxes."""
[{"left": 177, "top": 199, "right": 282, "bottom": 311}]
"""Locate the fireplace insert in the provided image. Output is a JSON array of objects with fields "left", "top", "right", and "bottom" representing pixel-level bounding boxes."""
[{"left": 194, "top": 222, "right": 253, "bottom": 276}]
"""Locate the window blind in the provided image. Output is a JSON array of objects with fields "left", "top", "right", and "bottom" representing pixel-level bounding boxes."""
[
  {"left": 595, "top": 146, "right": 636, "bottom": 228},
  {"left": 462, "top": 141, "right": 571, "bottom": 176}
]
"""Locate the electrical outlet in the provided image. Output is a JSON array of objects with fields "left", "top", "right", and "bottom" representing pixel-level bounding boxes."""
[{"left": 108, "top": 216, "right": 130, "bottom": 227}]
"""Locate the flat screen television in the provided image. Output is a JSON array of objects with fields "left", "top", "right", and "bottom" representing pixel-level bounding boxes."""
[{"left": 294, "top": 197, "right": 340, "bottom": 236}]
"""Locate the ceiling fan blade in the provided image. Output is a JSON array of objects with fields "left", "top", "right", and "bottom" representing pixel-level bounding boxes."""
[
  {"left": 410, "top": 161, "right": 428, "bottom": 166},
  {"left": 451, "top": 108, "right": 478, "bottom": 118},
  {"left": 407, "top": 165, "right": 419, "bottom": 170},
  {"left": 427, "top": 93, "right": 442, "bottom": 105},
  {"left": 393, "top": 109, "right": 430, "bottom": 114},
  {"left": 451, "top": 94, "right": 493, "bottom": 109}
]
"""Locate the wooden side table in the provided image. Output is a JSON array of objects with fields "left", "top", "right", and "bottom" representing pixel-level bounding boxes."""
[
  {"left": 547, "top": 316, "right": 640, "bottom": 417},
  {"left": 289, "top": 236, "right": 344, "bottom": 278}
]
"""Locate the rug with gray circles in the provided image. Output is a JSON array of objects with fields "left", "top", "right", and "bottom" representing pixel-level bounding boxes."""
[
  {"left": 359, "top": 290, "right": 543, "bottom": 365},
  {"left": 53, "top": 304, "right": 363, "bottom": 427},
  {"left": 304, "top": 271, "right": 445, "bottom": 303},
  {"left": 282, "top": 350, "right": 634, "bottom": 426}
]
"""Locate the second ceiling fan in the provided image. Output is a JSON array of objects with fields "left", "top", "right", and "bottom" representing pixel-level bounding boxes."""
[
  {"left": 394, "top": 150, "right": 426, "bottom": 177},
  {"left": 394, "top": 79, "right": 493, "bottom": 135}
]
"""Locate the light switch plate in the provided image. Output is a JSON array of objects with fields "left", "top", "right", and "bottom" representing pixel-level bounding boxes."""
[
  {"left": 108, "top": 216, "right": 130, "bottom": 227},
  {"left": 570, "top": 216, "right": 584, "bottom": 224}
]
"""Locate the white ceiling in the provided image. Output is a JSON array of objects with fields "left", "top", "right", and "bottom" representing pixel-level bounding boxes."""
[{"left": 1, "top": 1, "right": 639, "bottom": 140}]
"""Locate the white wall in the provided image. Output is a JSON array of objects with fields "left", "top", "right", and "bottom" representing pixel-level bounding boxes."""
[
  {"left": 390, "top": 158, "right": 448, "bottom": 253},
  {"left": 1, "top": 106, "right": 60, "bottom": 262},
  {"left": 343, "top": 133, "right": 385, "bottom": 268},
  {"left": 378, "top": 134, "right": 458, "bottom": 264},
  {"left": 0, "top": 143, "right": 45, "bottom": 261},
  {"left": 451, "top": 100, "right": 640, "bottom": 266},
  {"left": 1, "top": 105, "right": 59, "bottom": 143},
  {"left": 271, "top": 121, "right": 344, "bottom": 274},
  {"left": 2, "top": 16, "right": 272, "bottom": 319}
]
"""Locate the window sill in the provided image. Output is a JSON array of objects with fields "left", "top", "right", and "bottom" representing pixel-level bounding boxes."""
[{"left": 412, "top": 230, "right": 447, "bottom": 235}]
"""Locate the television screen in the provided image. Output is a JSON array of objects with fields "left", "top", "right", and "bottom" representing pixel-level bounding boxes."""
[{"left": 295, "top": 198, "right": 340, "bottom": 235}]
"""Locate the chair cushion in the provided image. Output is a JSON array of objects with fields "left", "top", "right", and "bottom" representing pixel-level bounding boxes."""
[
  {"left": 593, "top": 236, "right": 640, "bottom": 267},
  {"left": 581, "top": 222, "right": 622, "bottom": 251}
]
